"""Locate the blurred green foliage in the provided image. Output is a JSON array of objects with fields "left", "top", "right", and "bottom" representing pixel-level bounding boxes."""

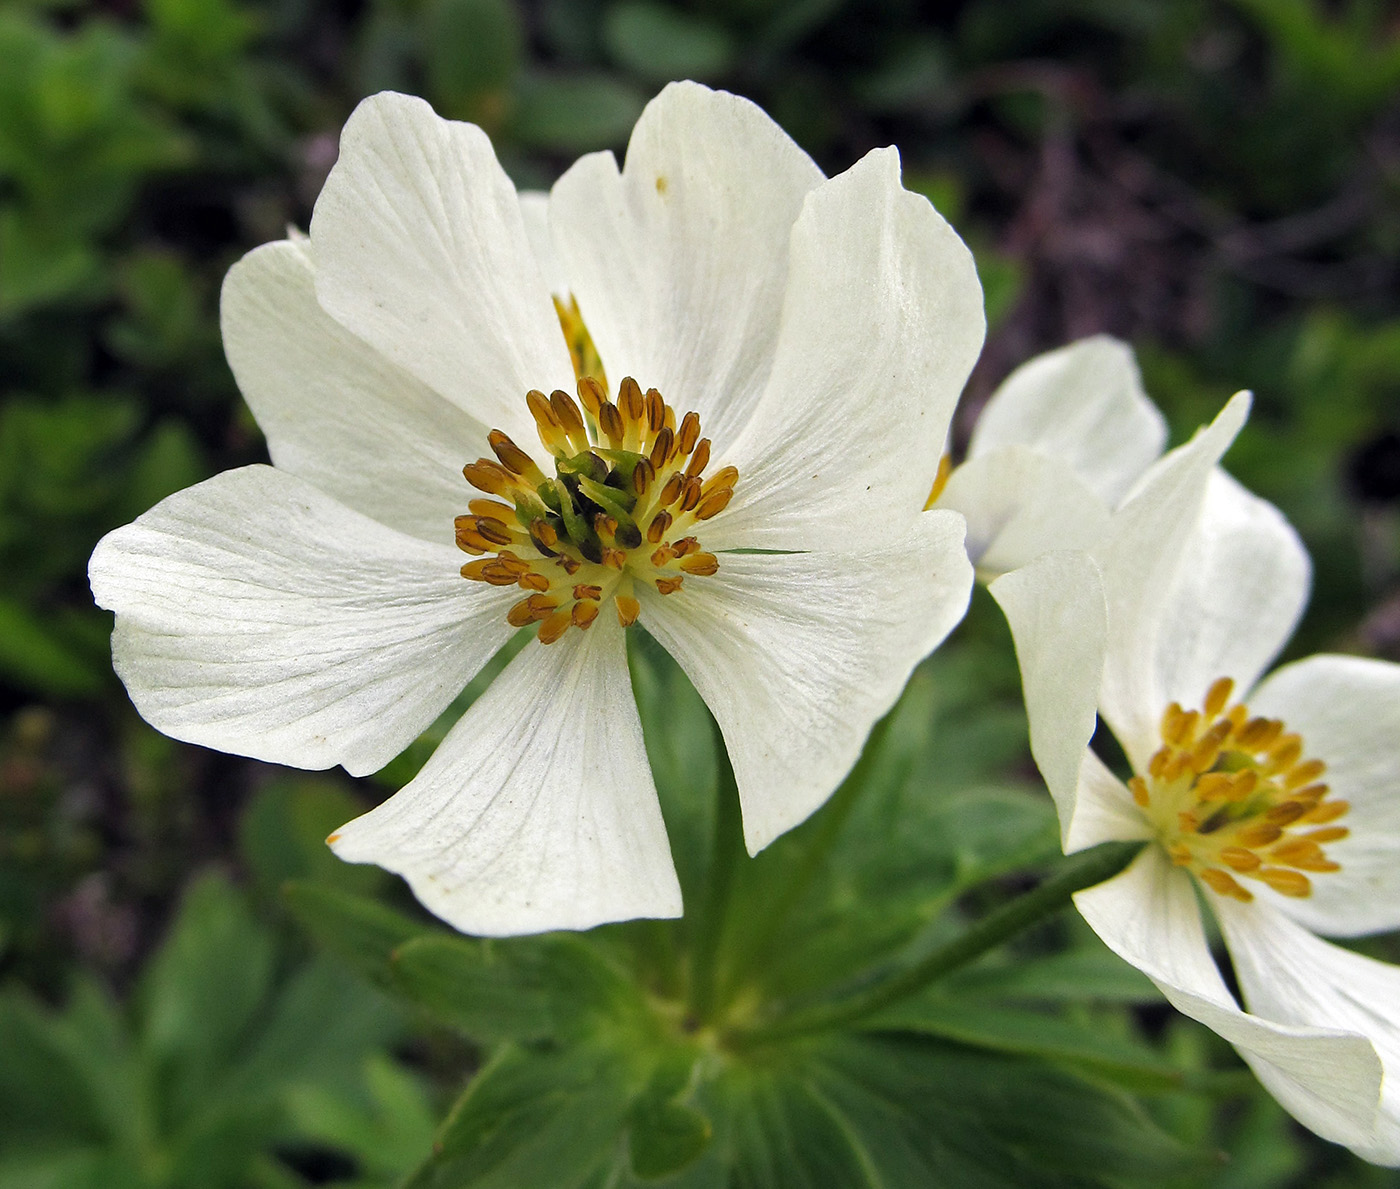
[
  {"left": 0, "top": 866, "right": 436, "bottom": 1188},
  {"left": 0, "top": 0, "right": 1397, "bottom": 1184}
]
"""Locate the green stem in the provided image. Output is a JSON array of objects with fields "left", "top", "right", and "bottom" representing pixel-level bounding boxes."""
[
  {"left": 686, "top": 715, "right": 745, "bottom": 1024},
  {"left": 722, "top": 714, "right": 893, "bottom": 999},
  {"left": 732, "top": 839, "right": 1144, "bottom": 1046}
]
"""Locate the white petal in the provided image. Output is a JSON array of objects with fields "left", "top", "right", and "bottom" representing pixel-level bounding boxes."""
[
  {"left": 518, "top": 190, "right": 567, "bottom": 298},
  {"left": 1249, "top": 654, "right": 1400, "bottom": 937},
  {"left": 989, "top": 551, "right": 1108, "bottom": 843},
  {"left": 640, "top": 511, "right": 973, "bottom": 853},
  {"left": 330, "top": 617, "right": 682, "bottom": 936},
  {"left": 1075, "top": 845, "right": 1234, "bottom": 1006},
  {"left": 708, "top": 147, "right": 985, "bottom": 552},
  {"left": 1215, "top": 899, "right": 1400, "bottom": 1164},
  {"left": 937, "top": 446, "right": 1111, "bottom": 579},
  {"left": 1075, "top": 846, "right": 1382, "bottom": 1147},
  {"left": 221, "top": 240, "right": 487, "bottom": 545},
  {"left": 88, "top": 466, "right": 516, "bottom": 776},
  {"left": 309, "top": 92, "right": 572, "bottom": 442},
  {"left": 969, "top": 335, "right": 1166, "bottom": 507},
  {"left": 1151, "top": 468, "right": 1310, "bottom": 717},
  {"left": 1066, "top": 750, "right": 1154, "bottom": 852},
  {"left": 1093, "top": 392, "right": 1251, "bottom": 765},
  {"left": 548, "top": 81, "right": 823, "bottom": 447}
]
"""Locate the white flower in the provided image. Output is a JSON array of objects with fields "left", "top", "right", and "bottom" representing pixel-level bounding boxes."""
[
  {"left": 993, "top": 394, "right": 1400, "bottom": 1164},
  {"left": 88, "top": 83, "right": 983, "bottom": 936},
  {"left": 932, "top": 335, "right": 1166, "bottom": 580}
]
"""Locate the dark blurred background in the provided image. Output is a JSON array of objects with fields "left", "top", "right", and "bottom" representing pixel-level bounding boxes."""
[{"left": 1, "top": 1, "right": 1398, "bottom": 1185}]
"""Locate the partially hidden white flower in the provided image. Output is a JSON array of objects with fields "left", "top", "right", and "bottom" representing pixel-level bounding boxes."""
[
  {"left": 87, "top": 82, "right": 984, "bottom": 936},
  {"left": 992, "top": 392, "right": 1400, "bottom": 1164},
  {"left": 931, "top": 335, "right": 1166, "bottom": 580}
]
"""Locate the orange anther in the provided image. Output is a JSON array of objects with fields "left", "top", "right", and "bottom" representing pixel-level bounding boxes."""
[
  {"left": 1256, "top": 868, "right": 1312, "bottom": 897},
  {"left": 1203, "top": 677, "right": 1234, "bottom": 718},
  {"left": 1200, "top": 868, "right": 1253, "bottom": 901}
]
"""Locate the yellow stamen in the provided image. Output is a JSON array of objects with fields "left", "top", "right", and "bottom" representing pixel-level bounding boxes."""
[
  {"left": 1135, "top": 675, "right": 1348, "bottom": 905},
  {"left": 1257, "top": 868, "right": 1312, "bottom": 898},
  {"left": 1203, "top": 677, "right": 1234, "bottom": 718},
  {"left": 1200, "top": 868, "right": 1253, "bottom": 902},
  {"left": 537, "top": 608, "right": 572, "bottom": 644},
  {"left": 456, "top": 346, "right": 734, "bottom": 642},
  {"left": 554, "top": 295, "right": 607, "bottom": 392}
]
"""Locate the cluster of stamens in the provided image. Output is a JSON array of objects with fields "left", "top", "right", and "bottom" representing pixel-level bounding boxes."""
[
  {"left": 1133, "top": 677, "right": 1349, "bottom": 903},
  {"left": 455, "top": 375, "right": 736, "bottom": 644}
]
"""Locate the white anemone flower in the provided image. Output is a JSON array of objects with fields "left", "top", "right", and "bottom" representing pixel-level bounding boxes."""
[
  {"left": 992, "top": 392, "right": 1400, "bottom": 1164},
  {"left": 931, "top": 335, "right": 1166, "bottom": 580},
  {"left": 87, "top": 83, "right": 983, "bottom": 937}
]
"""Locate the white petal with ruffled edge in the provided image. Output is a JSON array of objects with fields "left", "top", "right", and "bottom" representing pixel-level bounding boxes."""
[
  {"left": 1075, "top": 846, "right": 1383, "bottom": 1151},
  {"left": 1093, "top": 392, "right": 1250, "bottom": 767},
  {"left": 707, "top": 147, "right": 984, "bottom": 552},
  {"left": 1248, "top": 654, "right": 1400, "bottom": 937},
  {"left": 89, "top": 466, "right": 518, "bottom": 776},
  {"left": 968, "top": 336, "right": 1165, "bottom": 508},
  {"left": 1215, "top": 898, "right": 1400, "bottom": 1164},
  {"left": 329, "top": 616, "right": 682, "bottom": 936},
  {"left": 222, "top": 240, "right": 489, "bottom": 546},
  {"left": 938, "top": 446, "right": 1110, "bottom": 578},
  {"left": 310, "top": 92, "right": 573, "bottom": 444},
  {"left": 639, "top": 511, "right": 973, "bottom": 854},
  {"left": 989, "top": 550, "right": 1108, "bottom": 842},
  {"left": 548, "top": 81, "right": 823, "bottom": 448},
  {"left": 1149, "top": 469, "right": 1310, "bottom": 716}
]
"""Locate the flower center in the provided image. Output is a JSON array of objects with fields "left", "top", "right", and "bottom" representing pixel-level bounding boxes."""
[
  {"left": 455, "top": 375, "right": 736, "bottom": 644},
  {"left": 1132, "top": 677, "right": 1349, "bottom": 903}
]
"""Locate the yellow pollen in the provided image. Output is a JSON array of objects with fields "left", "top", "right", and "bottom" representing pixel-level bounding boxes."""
[
  {"left": 454, "top": 362, "right": 736, "bottom": 644},
  {"left": 1136, "top": 676, "right": 1347, "bottom": 903}
]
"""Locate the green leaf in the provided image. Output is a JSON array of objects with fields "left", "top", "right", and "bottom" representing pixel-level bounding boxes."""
[
  {"left": 159, "top": 1098, "right": 281, "bottom": 1189},
  {"left": 865, "top": 998, "right": 1186, "bottom": 1091},
  {"left": 402, "top": 1043, "right": 635, "bottom": 1189},
  {"left": 282, "top": 881, "right": 433, "bottom": 990},
  {"left": 139, "top": 874, "right": 276, "bottom": 1123},
  {"left": 422, "top": 0, "right": 523, "bottom": 120},
  {"left": 0, "top": 1150, "right": 144, "bottom": 1189},
  {"left": 0, "top": 208, "right": 102, "bottom": 318},
  {"left": 512, "top": 72, "right": 647, "bottom": 152},
  {"left": 283, "top": 1054, "right": 438, "bottom": 1185},
  {"left": 0, "top": 993, "right": 109, "bottom": 1148},
  {"left": 239, "top": 778, "right": 384, "bottom": 900},
  {"left": 389, "top": 936, "right": 557, "bottom": 1042},
  {"left": 391, "top": 933, "right": 647, "bottom": 1043},
  {"left": 602, "top": 2, "right": 735, "bottom": 83},
  {"left": 105, "top": 250, "right": 208, "bottom": 370},
  {"left": 626, "top": 1063, "right": 712, "bottom": 1181},
  {"left": 736, "top": 782, "right": 1058, "bottom": 1004},
  {"left": 118, "top": 419, "right": 206, "bottom": 523},
  {"left": 628, "top": 629, "right": 718, "bottom": 911},
  {"left": 0, "top": 597, "right": 103, "bottom": 697},
  {"left": 945, "top": 946, "right": 1161, "bottom": 1005},
  {"left": 801, "top": 1035, "right": 1210, "bottom": 1186},
  {"left": 221, "top": 959, "right": 406, "bottom": 1102},
  {"left": 144, "top": 0, "right": 254, "bottom": 64}
]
